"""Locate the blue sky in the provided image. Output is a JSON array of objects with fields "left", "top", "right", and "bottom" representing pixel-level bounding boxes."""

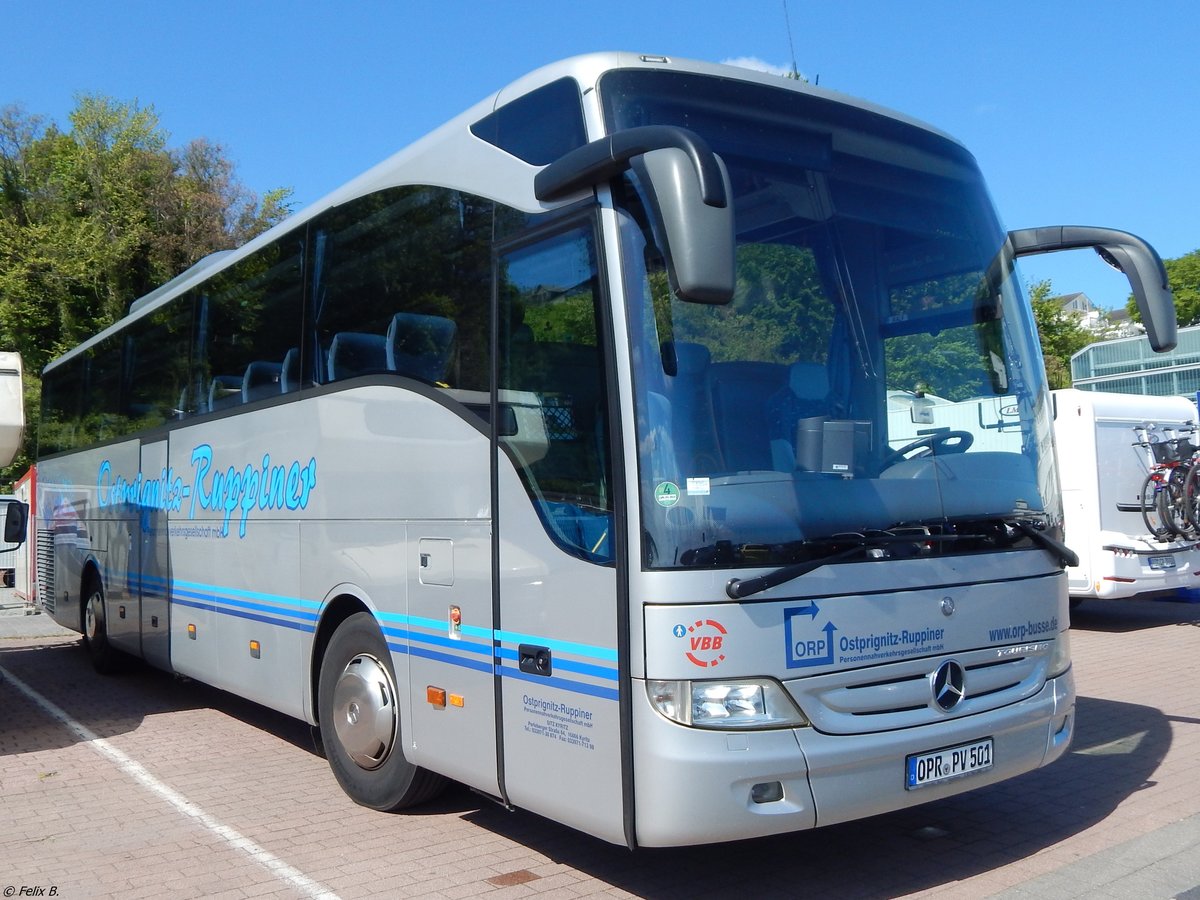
[{"left": 3, "top": 1, "right": 1197, "bottom": 311}]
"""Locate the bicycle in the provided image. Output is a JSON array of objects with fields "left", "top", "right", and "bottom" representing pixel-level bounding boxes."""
[{"left": 1133, "top": 424, "right": 1199, "bottom": 541}]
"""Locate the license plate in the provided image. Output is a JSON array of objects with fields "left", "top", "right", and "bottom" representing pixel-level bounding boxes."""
[
  {"left": 906, "top": 737, "right": 993, "bottom": 789},
  {"left": 1149, "top": 555, "right": 1176, "bottom": 570}
]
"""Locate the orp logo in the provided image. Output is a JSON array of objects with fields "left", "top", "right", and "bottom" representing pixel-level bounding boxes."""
[
  {"left": 682, "top": 618, "right": 728, "bottom": 668},
  {"left": 784, "top": 602, "right": 836, "bottom": 668}
]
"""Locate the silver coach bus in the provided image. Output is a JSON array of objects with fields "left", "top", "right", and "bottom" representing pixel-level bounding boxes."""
[{"left": 34, "top": 53, "right": 1176, "bottom": 847}]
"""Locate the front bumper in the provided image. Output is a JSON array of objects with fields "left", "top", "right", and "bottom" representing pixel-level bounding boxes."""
[{"left": 630, "top": 667, "right": 1074, "bottom": 847}]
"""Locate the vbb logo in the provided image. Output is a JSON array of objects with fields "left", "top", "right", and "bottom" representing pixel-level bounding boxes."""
[{"left": 680, "top": 618, "right": 728, "bottom": 668}]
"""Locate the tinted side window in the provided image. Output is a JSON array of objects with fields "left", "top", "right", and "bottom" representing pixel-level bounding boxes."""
[
  {"left": 125, "top": 301, "right": 193, "bottom": 425},
  {"left": 194, "top": 235, "right": 305, "bottom": 414},
  {"left": 497, "top": 222, "right": 613, "bottom": 563},
  {"left": 80, "top": 335, "right": 124, "bottom": 444},
  {"left": 39, "top": 356, "right": 84, "bottom": 455},
  {"left": 40, "top": 299, "right": 191, "bottom": 451},
  {"left": 313, "top": 186, "right": 492, "bottom": 395},
  {"left": 470, "top": 77, "right": 587, "bottom": 166}
]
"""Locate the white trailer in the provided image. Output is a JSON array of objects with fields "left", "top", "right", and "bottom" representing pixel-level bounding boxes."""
[
  {"left": 0, "top": 351, "right": 24, "bottom": 466},
  {"left": 12, "top": 467, "right": 36, "bottom": 607},
  {"left": 0, "top": 494, "right": 17, "bottom": 587},
  {"left": 1052, "top": 388, "right": 1200, "bottom": 602}
]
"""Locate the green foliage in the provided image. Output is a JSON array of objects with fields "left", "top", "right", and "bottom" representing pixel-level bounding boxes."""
[
  {"left": 1125, "top": 249, "right": 1200, "bottom": 328},
  {"left": 1029, "top": 279, "right": 1093, "bottom": 389},
  {"left": 1123, "top": 248, "right": 1200, "bottom": 327},
  {"left": 885, "top": 330, "right": 990, "bottom": 401},
  {"left": 1167, "top": 251, "right": 1200, "bottom": 327},
  {"left": 0, "top": 95, "right": 294, "bottom": 486},
  {"left": 664, "top": 243, "right": 833, "bottom": 363}
]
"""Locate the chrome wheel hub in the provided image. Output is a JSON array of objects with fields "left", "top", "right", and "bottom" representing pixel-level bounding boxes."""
[
  {"left": 85, "top": 594, "right": 102, "bottom": 641},
  {"left": 332, "top": 653, "right": 398, "bottom": 769}
]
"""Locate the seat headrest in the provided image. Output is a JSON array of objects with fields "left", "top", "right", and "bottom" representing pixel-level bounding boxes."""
[
  {"left": 327, "top": 332, "right": 388, "bottom": 381},
  {"left": 242, "top": 361, "right": 283, "bottom": 402},
  {"left": 788, "top": 362, "right": 829, "bottom": 401},
  {"left": 672, "top": 341, "right": 711, "bottom": 376},
  {"left": 280, "top": 348, "right": 301, "bottom": 392},
  {"left": 387, "top": 312, "right": 457, "bottom": 382}
]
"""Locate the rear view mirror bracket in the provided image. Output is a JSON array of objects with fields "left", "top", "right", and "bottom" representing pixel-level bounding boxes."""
[
  {"left": 535, "top": 125, "right": 735, "bottom": 304},
  {"left": 1009, "top": 226, "right": 1177, "bottom": 352}
]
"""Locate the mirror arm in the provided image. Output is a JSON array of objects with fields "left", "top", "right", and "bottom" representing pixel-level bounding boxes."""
[
  {"left": 534, "top": 125, "right": 728, "bottom": 207},
  {"left": 1009, "top": 226, "right": 1167, "bottom": 273},
  {"left": 1009, "top": 226, "right": 1177, "bottom": 352}
]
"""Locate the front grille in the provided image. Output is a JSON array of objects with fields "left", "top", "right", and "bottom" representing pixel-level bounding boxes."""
[
  {"left": 35, "top": 530, "right": 55, "bottom": 613},
  {"left": 786, "top": 643, "right": 1052, "bottom": 735}
]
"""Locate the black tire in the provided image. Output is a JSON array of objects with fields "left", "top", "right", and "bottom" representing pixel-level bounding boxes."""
[
  {"left": 1175, "top": 464, "right": 1200, "bottom": 538},
  {"left": 82, "top": 576, "right": 122, "bottom": 674},
  {"left": 1140, "top": 472, "right": 1172, "bottom": 541},
  {"left": 1157, "top": 467, "right": 1192, "bottom": 539},
  {"left": 317, "top": 611, "right": 445, "bottom": 811},
  {"left": 1183, "top": 462, "right": 1200, "bottom": 533}
]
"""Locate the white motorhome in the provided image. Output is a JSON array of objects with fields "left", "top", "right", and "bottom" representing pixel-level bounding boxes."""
[
  {"left": 0, "top": 352, "right": 30, "bottom": 571},
  {"left": 1052, "top": 388, "right": 1200, "bottom": 602},
  {"left": 0, "top": 351, "right": 24, "bottom": 466},
  {"left": 12, "top": 467, "right": 36, "bottom": 607}
]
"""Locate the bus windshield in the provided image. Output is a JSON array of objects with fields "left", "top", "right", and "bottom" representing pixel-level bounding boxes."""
[{"left": 603, "top": 69, "right": 1059, "bottom": 571}]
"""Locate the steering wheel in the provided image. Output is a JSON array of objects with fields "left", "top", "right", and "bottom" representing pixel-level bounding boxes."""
[{"left": 883, "top": 430, "right": 974, "bottom": 468}]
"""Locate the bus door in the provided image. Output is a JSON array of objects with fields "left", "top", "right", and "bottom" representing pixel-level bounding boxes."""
[
  {"left": 492, "top": 221, "right": 627, "bottom": 845},
  {"left": 138, "top": 437, "right": 171, "bottom": 669}
]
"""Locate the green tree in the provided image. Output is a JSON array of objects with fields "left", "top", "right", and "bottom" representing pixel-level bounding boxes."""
[
  {"left": 0, "top": 95, "right": 293, "bottom": 483},
  {"left": 1123, "top": 248, "right": 1200, "bottom": 327},
  {"left": 1168, "top": 251, "right": 1200, "bottom": 326},
  {"left": 1030, "top": 279, "right": 1093, "bottom": 389}
]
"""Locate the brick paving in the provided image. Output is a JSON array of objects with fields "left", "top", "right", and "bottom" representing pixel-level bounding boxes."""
[{"left": 1, "top": 596, "right": 1198, "bottom": 899}]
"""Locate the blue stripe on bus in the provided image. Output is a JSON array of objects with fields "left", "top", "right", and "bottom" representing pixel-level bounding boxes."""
[
  {"left": 170, "top": 577, "right": 322, "bottom": 610},
  {"left": 381, "top": 625, "right": 492, "bottom": 657},
  {"left": 379, "top": 615, "right": 618, "bottom": 668},
  {"left": 137, "top": 572, "right": 320, "bottom": 625},
  {"left": 407, "top": 643, "right": 496, "bottom": 674},
  {"left": 138, "top": 572, "right": 317, "bottom": 611},
  {"left": 385, "top": 641, "right": 617, "bottom": 700},
  {"left": 392, "top": 612, "right": 492, "bottom": 641},
  {"left": 493, "top": 645, "right": 618, "bottom": 681},
  {"left": 172, "top": 596, "right": 315, "bottom": 633},
  {"left": 496, "top": 664, "right": 621, "bottom": 701},
  {"left": 150, "top": 577, "right": 618, "bottom": 700},
  {"left": 171, "top": 585, "right": 320, "bottom": 623},
  {"left": 493, "top": 629, "right": 618, "bottom": 662}
]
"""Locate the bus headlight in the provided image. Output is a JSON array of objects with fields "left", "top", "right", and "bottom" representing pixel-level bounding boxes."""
[
  {"left": 1048, "top": 630, "right": 1072, "bottom": 679},
  {"left": 647, "top": 678, "right": 810, "bottom": 729}
]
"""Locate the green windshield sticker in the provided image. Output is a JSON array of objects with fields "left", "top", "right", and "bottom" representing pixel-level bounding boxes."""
[{"left": 654, "top": 481, "right": 681, "bottom": 508}]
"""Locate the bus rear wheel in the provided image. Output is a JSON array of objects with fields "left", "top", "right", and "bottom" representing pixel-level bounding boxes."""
[
  {"left": 317, "top": 611, "right": 445, "bottom": 810},
  {"left": 82, "top": 577, "right": 121, "bottom": 674}
]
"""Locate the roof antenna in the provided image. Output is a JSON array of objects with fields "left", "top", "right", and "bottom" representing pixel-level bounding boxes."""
[{"left": 783, "top": 0, "right": 800, "bottom": 80}]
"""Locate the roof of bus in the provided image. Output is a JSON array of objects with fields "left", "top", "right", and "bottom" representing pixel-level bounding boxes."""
[{"left": 46, "top": 51, "right": 960, "bottom": 372}]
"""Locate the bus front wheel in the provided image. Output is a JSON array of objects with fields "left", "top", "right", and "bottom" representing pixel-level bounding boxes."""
[{"left": 317, "top": 611, "right": 445, "bottom": 810}]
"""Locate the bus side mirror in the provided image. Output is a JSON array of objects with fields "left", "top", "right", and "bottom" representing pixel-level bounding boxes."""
[
  {"left": 534, "top": 124, "right": 736, "bottom": 305},
  {"left": 4, "top": 499, "right": 28, "bottom": 546},
  {"left": 1009, "top": 226, "right": 1178, "bottom": 352},
  {"left": 631, "top": 148, "right": 735, "bottom": 305}
]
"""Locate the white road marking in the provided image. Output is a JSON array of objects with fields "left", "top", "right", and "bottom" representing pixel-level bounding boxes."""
[{"left": 1, "top": 663, "right": 341, "bottom": 900}]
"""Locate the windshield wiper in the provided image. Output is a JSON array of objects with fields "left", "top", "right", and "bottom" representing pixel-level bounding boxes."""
[
  {"left": 1010, "top": 519, "right": 1078, "bottom": 569},
  {"left": 724, "top": 530, "right": 963, "bottom": 600},
  {"left": 720, "top": 520, "right": 1075, "bottom": 601}
]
